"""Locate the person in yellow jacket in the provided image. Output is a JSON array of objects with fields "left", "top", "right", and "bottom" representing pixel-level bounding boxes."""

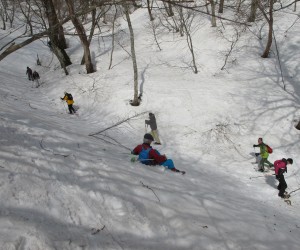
[
  {"left": 253, "top": 137, "right": 273, "bottom": 172},
  {"left": 61, "top": 92, "right": 76, "bottom": 114}
]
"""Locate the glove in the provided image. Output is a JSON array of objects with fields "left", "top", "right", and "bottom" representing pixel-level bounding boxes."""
[
  {"left": 255, "top": 153, "right": 260, "bottom": 157},
  {"left": 61, "top": 97, "right": 63, "bottom": 100},
  {"left": 253, "top": 144, "right": 257, "bottom": 147}
]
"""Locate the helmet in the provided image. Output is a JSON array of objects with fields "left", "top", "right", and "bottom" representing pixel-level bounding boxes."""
[{"left": 144, "top": 133, "right": 154, "bottom": 141}]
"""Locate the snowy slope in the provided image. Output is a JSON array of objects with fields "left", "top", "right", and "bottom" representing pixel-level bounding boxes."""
[{"left": 0, "top": 5, "right": 300, "bottom": 250}]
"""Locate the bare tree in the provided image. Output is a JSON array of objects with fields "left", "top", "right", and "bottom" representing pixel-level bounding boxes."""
[
  {"left": 248, "top": 0, "right": 258, "bottom": 22},
  {"left": 218, "top": 0, "right": 224, "bottom": 13},
  {"left": 177, "top": 4, "right": 198, "bottom": 73},
  {"left": 258, "top": 0, "right": 274, "bottom": 58},
  {"left": 162, "top": 0, "right": 174, "bottom": 17},
  {"left": 108, "top": 5, "right": 118, "bottom": 69},
  {"left": 65, "top": 0, "right": 95, "bottom": 73},
  {"left": 51, "top": 0, "right": 67, "bottom": 48},
  {"left": 42, "top": 0, "right": 71, "bottom": 74},
  {"left": 0, "top": 0, "right": 7, "bottom": 30},
  {"left": 208, "top": 0, "right": 217, "bottom": 27},
  {"left": 81, "top": 2, "right": 105, "bottom": 65},
  {"left": 17, "top": 0, "right": 34, "bottom": 35},
  {"left": 0, "top": 0, "right": 16, "bottom": 29},
  {"left": 146, "top": 0, "right": 154, "bottom": 21},
  {"left": 124, "top": 4, "right": 140, "bottom": 106}
]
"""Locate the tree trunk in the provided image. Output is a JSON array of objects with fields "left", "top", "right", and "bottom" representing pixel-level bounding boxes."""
[
  {"left": 179, "top": 7, "right": 197, "bottom": 73},
  {"left": 209, "top": 0, "right": 217, "bottom": 27},
  {"left": 146, "top": 0, "right": 154, "bottom": 21},
  {"left": 261, "top": 0, "right": 274, "bottom": 58},
  {"left": 168, "top": 2, "right": 174, "bottom": 17},
  {"left": 248, "top": 0, "right": 258, "bottom": 22},
  {"left": 51, "top": 0, "right": 67, "bottom": 48},
  {"left": 218, "top": 0, "right": 224, "bottom": 13},
  {"left": 108, "top": 6, "right": 118, "bottom": 69},
  {"left": 65, "top": 0, "right": 95, "bottom": 74},
  {"left": 124, "top": 5, "right": 139, "bottom": 106},
  {"left": 42, "top": 0, "right": 71, "bottom": 73},
  {"left": 80, "top": 7, "right": 97, "bottom": 65},
  {"left": 1, "top": 14, "right": 6, "bottom": 30}
]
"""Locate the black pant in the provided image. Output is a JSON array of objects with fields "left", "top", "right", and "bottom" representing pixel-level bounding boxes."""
[
  {"left": 277, "top": 174, "right": 287, "bottom": 197},
  {"left": 68, "top": 104, "right": 76, "bottom": 114}
]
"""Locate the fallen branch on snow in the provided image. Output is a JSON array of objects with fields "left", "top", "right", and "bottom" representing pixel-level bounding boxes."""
[
  {"left": 39, "top": 138, "right": 69, "bottom": 158},
  {"left": 89, "top": 111, "right": 148, "bottom": 136},
  {"left": 140, "top": 181, "right": 160, "bottom": 202}
]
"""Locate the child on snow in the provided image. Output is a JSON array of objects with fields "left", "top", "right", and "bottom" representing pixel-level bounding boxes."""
[
  {"left": 274, "top": 158, "right": 293, "bottom": 198},
  {"left": 253, "top": 138, "right": 273, "bottom": 172},
  {"left": 131, "top": 133, "right": 184, "bottom": 174}
]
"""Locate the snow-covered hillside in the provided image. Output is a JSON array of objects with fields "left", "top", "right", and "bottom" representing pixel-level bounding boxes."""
[{"left": 0, "top": 4, "right": 300, "bottom": 250}]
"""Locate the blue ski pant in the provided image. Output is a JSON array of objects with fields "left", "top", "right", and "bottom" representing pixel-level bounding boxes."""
[{"left": 160, "top": 159, "right": 175, "bottom": 169}]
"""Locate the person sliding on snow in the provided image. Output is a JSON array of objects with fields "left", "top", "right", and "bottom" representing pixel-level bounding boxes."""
[
  {"left": 253, "top": 137, "right": 273, "bottom": 172},
  {"left": 131, "top": 133, "right": 185, "bottom": 174},
  {"left": 274, "top": 158, "right": 293, "bottom": 198},
  {"left": 145, "top": 113, "right": 161, "bottom": 145},
  {"left": 61, "top": 92, "right": 76, "bottom": 114}
]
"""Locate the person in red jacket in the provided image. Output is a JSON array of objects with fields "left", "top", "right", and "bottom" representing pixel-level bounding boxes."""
[
  {"left": 131, "top": 133, "right": 185, "bottom": 174},
  {"left": 274, "top": 158, "right": 293, "bottom": 198}
]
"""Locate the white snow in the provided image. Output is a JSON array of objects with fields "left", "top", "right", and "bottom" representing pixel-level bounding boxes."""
[{"left": 0, "top": 4, "right": 300, "bottom": 250}]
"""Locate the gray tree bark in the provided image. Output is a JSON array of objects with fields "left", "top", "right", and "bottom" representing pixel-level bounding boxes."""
[
  {"left": 65, "top": 0, "right": 95, "bottom": 74},
  {"left": 259, "top": 0, "right": 274, "bottom": 58},
  {"left": 42, "top": 0, "right": 71, "bottom": 74},
  {"left": 124, "top": 5, "right": 139, "bottom": 106}
]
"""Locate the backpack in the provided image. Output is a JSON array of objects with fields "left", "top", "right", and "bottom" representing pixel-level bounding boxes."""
[
  {"left": 67, "top": 93, "right": 73, "bottom": 100},
  {"left": 138, "top": 146, "right": 152, "bottom": 165},
  {"left": 266, "top": 144, "right": 273, "bottom": 154}
]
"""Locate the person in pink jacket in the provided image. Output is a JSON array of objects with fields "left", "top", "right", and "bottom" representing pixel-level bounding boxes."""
[{"left": 274, "top": 158, "right": 293, "bottom": 198}]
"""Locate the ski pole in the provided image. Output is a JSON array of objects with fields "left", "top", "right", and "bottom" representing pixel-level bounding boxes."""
[
  {"left": 145, "top": 124, "right": 147, "bottom": 133},
  {"left": 62, "top": 101, "right": 68, "bottom": 113}
]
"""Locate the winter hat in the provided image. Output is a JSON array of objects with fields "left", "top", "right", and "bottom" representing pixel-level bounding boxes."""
[
  {"left": 144, "top": 133, "right": 154, "bottom": 141},
  {"left": 287, "top": 158, "right": 293, "bottom": 164}
]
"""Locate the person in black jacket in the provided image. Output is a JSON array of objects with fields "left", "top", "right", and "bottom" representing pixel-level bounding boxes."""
[
  {"left": 145, "top": 113, "right": 161, "bottom": 145},
  {"left": 26, "top": 67, "right": 33, "bottom": 81},
  {"left": 32, "top": 71, "right": 40, "bottom": 87}
]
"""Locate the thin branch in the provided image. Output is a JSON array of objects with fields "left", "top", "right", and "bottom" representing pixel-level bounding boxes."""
[
  {"left": 92, "top": 134, "right": 132, "bottom": 151},
  {"left": 140, "top": 181, "right": 160, "bottom": 202},
  {"left": 39, "top": 138, "right": 69, "bottom": 157},
  {"left": 272, "top": 30, "right": 286, "bottom": 90},
  {"left": 288, "top": 188, "right": 300, "bottom": 195},
  {"left": 89, "top": 111, "right": 148, "bottom": 136},
  {"left": 28, "top": 103, "right": 37, "bottom": 109},
  {"left": 91, "top": 225, "right": 106, "bottom": 235}
]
